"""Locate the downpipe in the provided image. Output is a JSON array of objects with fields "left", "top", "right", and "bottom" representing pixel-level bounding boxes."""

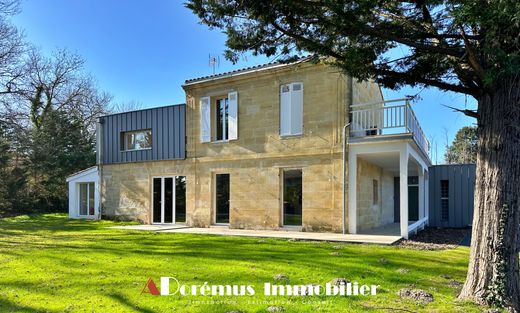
[{"left": 342, "top": 122, "right": 351, "bottom": 234}]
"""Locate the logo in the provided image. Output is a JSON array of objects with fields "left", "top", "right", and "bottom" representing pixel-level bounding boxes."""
[
  {"left": 142, "top": 277, "right": 378, "bottom": 297},
  {"left": 141, "top": 278, "right": 160, "bottom": 296}
]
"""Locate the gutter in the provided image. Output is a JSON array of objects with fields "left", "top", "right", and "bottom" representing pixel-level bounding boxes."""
[{"left": 342, "top": 76, "right": 354, "bottom": 235}]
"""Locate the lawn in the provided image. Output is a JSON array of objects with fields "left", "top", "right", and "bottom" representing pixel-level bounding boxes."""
[{"left": 0, "top": 214, "right": 486, "bottom": 313}]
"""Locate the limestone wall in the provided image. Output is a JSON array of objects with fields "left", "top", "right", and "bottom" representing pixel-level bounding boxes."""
[
  {"left": 101, "top": 62, "right": 383, "bottom": 233},
  {"left": 356, "top": 158, "right": 395, "bottom": 231}
]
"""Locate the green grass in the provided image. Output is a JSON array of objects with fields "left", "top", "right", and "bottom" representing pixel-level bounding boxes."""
[{"left": 0, "top": 214, "right": 486, "bottom": 312}]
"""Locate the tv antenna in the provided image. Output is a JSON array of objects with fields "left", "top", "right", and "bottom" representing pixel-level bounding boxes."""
[{"left": 209, "top": 54, "right": 220, "bottom": 74}]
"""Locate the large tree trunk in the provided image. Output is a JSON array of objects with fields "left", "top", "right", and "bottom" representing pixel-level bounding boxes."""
[{"left": 459, "top": 76, "right": 520, "bottom": 311}]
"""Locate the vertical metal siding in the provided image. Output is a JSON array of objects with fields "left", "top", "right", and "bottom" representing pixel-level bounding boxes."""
[
  {"left": 428, "top": 164, "right": 476, "bottom": 228},
  {"left": 100, "top": 104, "right": 186, "bottom": 164}
]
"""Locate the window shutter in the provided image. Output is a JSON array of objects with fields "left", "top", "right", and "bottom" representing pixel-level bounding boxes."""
[
  {"left": 290, "top": 83, "right": 303, "bottom": 135},
  {"left": 280, "top": 84, "right": 291, "bottom": 135},
  {"left": 200, "top": 96, "right": 211, "bottom": 142},
  {"left": 228, "top": 91, "right": 238, "bottom": 140}
]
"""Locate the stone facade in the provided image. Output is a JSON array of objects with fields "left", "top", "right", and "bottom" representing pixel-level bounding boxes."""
[
  {"left": 101, "top": 61, "right": 383, "bottom": 232},
  {"left": 356, "top": 158, "right": 395, "bottom": 231}
]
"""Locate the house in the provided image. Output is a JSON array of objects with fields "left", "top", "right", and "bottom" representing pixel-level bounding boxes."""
[{"left": 68, "top": 58, "right": 438, "bottom": 239}]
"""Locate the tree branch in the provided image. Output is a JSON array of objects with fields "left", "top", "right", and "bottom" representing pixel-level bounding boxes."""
[
  {"left": 377, "top": 68, "right": 480, "bottom": 96},
  {"left": 442, "top": 104, "right": 480, "bottom": 118}
]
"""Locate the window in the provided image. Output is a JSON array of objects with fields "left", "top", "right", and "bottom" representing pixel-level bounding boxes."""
[
  {"left": 215, "top": 97, "right": 229, "bottom": 141},
  {"left": 79, "top": 182, "right": 95, "bottom": 216},
  {"left": 280, "top": 82, "right": 303, "bottom": 136},
  {"left": 122, "top": 130, "right": 152, "bottom": 151},
  {"left": 441, "top": 180, "right": 449, "bottom": 221},
  {"left": 372, "top": 179, "right": 379, "bottom": 205},
  {"left": 199, "top": 92, "right": 238, "bottom": 143}
]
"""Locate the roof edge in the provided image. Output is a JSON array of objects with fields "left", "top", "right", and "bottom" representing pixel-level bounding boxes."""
[
  {"left": 66, "top": 166, "right": 98, "bottom": 181},
  {"left": 100, "top": 103, "right": 186, "bottom": 119},
  {"left": 183, "top": 56, "right": 313, "bottom": 87}
]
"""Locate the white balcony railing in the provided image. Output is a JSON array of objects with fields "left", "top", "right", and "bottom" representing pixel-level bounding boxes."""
[{"left": 350, "top": 98, "right": 430, "bottom": 154}]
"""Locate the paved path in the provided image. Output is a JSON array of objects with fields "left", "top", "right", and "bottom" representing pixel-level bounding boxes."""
[{"left": 109, "top": 225, "right": 401, "bottom": 245}]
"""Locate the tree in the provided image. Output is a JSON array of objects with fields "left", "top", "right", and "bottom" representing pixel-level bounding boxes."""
[
  {"left": 0, "top": 0, "right": 25, "bottom": 99},
  {"left": 0, "top": 123, "right": 10, "bottom": 211},
  {"left": 27, "top": 109, "right": 95, "bottom": 211},
  {"left": 20, "top": 48, "right": 112, "bottom": 134},
  {"left": 186, "top": 1, "right": 520, "bottom": 310},
  {"left": 445, "top": 126, "right": 477, "bottom": 164}
]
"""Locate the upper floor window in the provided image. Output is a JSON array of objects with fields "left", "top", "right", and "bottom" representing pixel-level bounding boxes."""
[
  {"left": 121, "top": 129, "right": 152, "bottom": 151},
  {"left": 200, "top": 91, "right": 238, "bottom": 143},
  {"left": 215, "top": 97, "right": 229, "bottom": 141},
  {"left": 280, "top": 82, "right": 303, "bottom": 136}
]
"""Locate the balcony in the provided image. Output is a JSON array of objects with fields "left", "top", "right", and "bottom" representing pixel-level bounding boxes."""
[{"left": 350, "top": 98, "right": 430, "bottom": 155}]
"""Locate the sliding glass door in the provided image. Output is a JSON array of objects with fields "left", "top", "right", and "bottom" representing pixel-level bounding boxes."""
[{"left": 152, "top": 176, "right": 186, "bottom": 224}]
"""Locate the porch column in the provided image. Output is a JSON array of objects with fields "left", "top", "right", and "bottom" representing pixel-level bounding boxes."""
[
  {"left": 418, "top": 166, "right": 425, "bottom": 220},
  {"left": 348, "top": 152, "right": 357, "bottom": 234},
  {"left": 400, "top": 146, "right": 409, "bottom": 239}
]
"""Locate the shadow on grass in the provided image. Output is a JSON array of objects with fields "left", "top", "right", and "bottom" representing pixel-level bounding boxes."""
[{"left": 109, "top": 292, "right": 157, "bottom": 313}]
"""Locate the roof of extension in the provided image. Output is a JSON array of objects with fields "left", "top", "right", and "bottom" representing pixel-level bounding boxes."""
[
  {"left": 183, "top": 56, "right": 313, "bottom": 86},
  {"left": 66, "top": 166, "right": 98, "bottom": 182},
  {"left": 99, "top": 103, "right": 186, "bottom": 119}
]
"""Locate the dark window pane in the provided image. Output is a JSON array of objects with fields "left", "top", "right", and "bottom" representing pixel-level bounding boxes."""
[
  {"left": 215, "top": 98, "right": 228, "bottom": 141},
  {"left": 79, "top": 183, "right": 88, "bottom": 215},
  {"left": 88, "top": 183, "right": 95, "bottom": 215},
  {"left": 372, "top": 179, "right": 378, "bottom": 205},
  {"left": 408, "top": 176, "right": 419, "bottom": 185},
  {"left": 175, "top": 176, "right": 186, "bottom": 223},
  {"left": 224, "top": 98, "right": 229, "bottom": 140},
  {"left": 153, "top": 178, "right": 162, "bottom": 223},
  {"left": 216, "top": 174, "right": 230, "bottom": 223},
  {"left": 164, "top": 178, "right": 173, "bottom": 223},
  {"left": 441, "top": 180, "right": 449, "bottom": 221},
  {"left": 283, "top": 169, "right": 302, "bottom": 226}
]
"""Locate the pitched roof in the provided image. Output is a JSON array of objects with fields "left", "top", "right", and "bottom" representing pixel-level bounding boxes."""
[{"left": 183, "top": 56, "right": 312, "bottom": 86}]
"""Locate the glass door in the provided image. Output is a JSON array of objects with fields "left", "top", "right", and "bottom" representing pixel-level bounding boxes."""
[
  {"left": 79, "top": 182, "right": 95, "bottom": 216},
  {"left": 215, "top": 174, "right": 230, "bottom": 224},
  {"left": 283, "top": 169, "right": 302, "bottom": 226},
  {"left": 152, "top": 176, "right": 186, "bottom": 224}
]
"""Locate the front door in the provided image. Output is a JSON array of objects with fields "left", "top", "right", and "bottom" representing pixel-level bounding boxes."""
[{"left": 152, "top": 176, "right": 186, "bottom": 224}]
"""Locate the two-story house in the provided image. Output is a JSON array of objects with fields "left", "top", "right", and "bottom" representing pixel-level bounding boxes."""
[{"left": 67, "top": 58, "right": 432, "bottom": 239}]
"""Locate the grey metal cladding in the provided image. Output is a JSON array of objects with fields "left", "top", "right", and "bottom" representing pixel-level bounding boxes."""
[
  {"left": 428, "top": 164, "right": 476, "bottom": 228},
  {"left": 100, "top": 104, "right": 186, "bottom": 164}
]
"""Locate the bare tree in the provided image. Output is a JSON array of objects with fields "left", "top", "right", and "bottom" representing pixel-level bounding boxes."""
[
  {"left": 0, "top": 0, "right": 26, "bottom": 106},
  {"left": 16, "top": 48, "right": 112, "bottom": 137}
]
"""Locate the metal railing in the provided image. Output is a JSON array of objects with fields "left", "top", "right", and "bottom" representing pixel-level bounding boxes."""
[{"left": 350, "top": 98, "right": 430, "bottom": 154}]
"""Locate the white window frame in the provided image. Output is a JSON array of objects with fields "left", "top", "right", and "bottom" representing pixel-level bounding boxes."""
[
  {"left": 78, "top": 182, "right": 95, "bottom": 216},
  {"left": 122, "top": 129, "right": 152, "bottom": 151}
]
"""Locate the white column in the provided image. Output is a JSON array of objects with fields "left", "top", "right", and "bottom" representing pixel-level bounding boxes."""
[
  {"left": 348, "top": 151, "right": 357, "bottom": 234},
  {"left": 400, "top": 146, "right": 409, "bottom": 239},
  {"left": 418, "top": 165, "right": 425, "bottom": 220}
]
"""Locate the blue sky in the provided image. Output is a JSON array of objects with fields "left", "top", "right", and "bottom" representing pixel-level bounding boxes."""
[{"left": 12, "top": 0, "right": 476, "bottom": 164}]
